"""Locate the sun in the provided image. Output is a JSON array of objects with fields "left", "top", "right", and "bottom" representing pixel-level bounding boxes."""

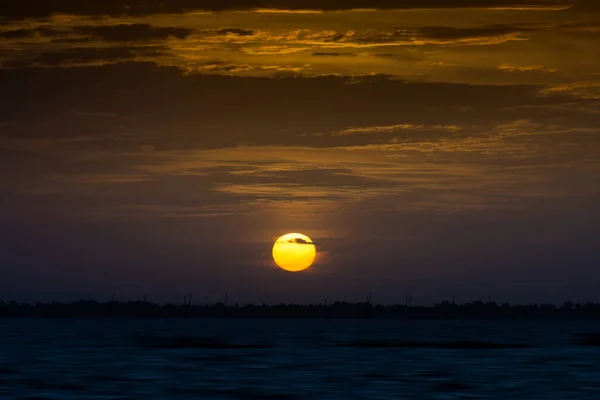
[{"left": 272, "top": 233, "right": 316, "bottom": 272}]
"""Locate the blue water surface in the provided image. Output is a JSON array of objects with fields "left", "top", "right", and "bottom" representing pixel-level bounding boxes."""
[{"left": 1, "top": 318, "right": 600, "bottom": 399}]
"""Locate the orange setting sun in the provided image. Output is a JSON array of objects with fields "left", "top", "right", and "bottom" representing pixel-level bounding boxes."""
[{"left": 272, "top": 233, "right": 316, "bottom": 272}]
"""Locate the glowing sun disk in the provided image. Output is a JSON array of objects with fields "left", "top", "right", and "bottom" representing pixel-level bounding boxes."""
[{"left": 272, "top": 233, "right": 316, "bottom": 272}]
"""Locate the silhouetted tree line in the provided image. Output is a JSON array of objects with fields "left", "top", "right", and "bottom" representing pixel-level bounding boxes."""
[{"left": 2, "top": 299, "right": 600, "bottom": 319}]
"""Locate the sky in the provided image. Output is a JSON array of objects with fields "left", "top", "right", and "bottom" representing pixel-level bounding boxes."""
[{"left": 1, "top": 0, "right": 599, "bottom": 305}]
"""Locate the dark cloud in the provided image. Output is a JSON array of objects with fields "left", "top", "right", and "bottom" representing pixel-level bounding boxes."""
[
  {"left": 0, "top": 26, "right": 90, "bottom": 42},
  {"left": 371, "top": 53, "right": 424, "bottom": 61},
  {"left": 0, "top": 0, "right": 574, "bottom": 19},
  {"left": 0, "top": 26, "right": 80, "bottom": 42},
  {"left": 50, "top": 37, "right": 93, "bottom": 44},
  {"left": 0, "top": 26, "right": 70, "bottom": 39},
  {"left": 73, "top": 24, "right": 195, "bottom": 42},
  {"left": 0, "top": 29, "right": 35, "bottom": 39},
  {"left": 36, "top": 27, "right": 70, "bottom": 37},
  {"left": 287, "top": 238, "right": 314, "bottom": 245},
  {"left": 195, "top": 59, "right": 255, "bottom": 72},
  {"left": 0, "top": 24, "right": 193, "bottom": 43},
  {"left": 311, "top": 52, "right": 356, "bottom": 57},
  {"left": 215, "top": 28, "right": 256, "bottom": 36},
  {"left": 418, "top": 24, "right": 537, "bottom": 39},
  {"left": 556, "top": 22, "right": 600, "bottom": 33},
  {"left": 4, "top": 47, "right": 165, "bottom": 68},
  {"left": 572, "top": 0, "right": 600, "bottom": 11}
]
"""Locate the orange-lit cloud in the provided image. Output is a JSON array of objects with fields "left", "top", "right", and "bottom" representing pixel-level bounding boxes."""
[
  {"left": 540, "top": 82, "right": 600, "bottom": 99},
  {"left": 498, "top": 64, "right": 557, "bottom": 73}
]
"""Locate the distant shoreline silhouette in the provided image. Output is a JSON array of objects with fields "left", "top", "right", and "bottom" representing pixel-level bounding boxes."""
[{"left": 2, "top": 299, "right": 600, "bottom": 319}]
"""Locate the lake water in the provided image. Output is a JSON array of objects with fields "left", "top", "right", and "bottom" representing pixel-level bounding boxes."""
[{"left": 1, "top": 318, "right": 600, "bottom": 399}]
